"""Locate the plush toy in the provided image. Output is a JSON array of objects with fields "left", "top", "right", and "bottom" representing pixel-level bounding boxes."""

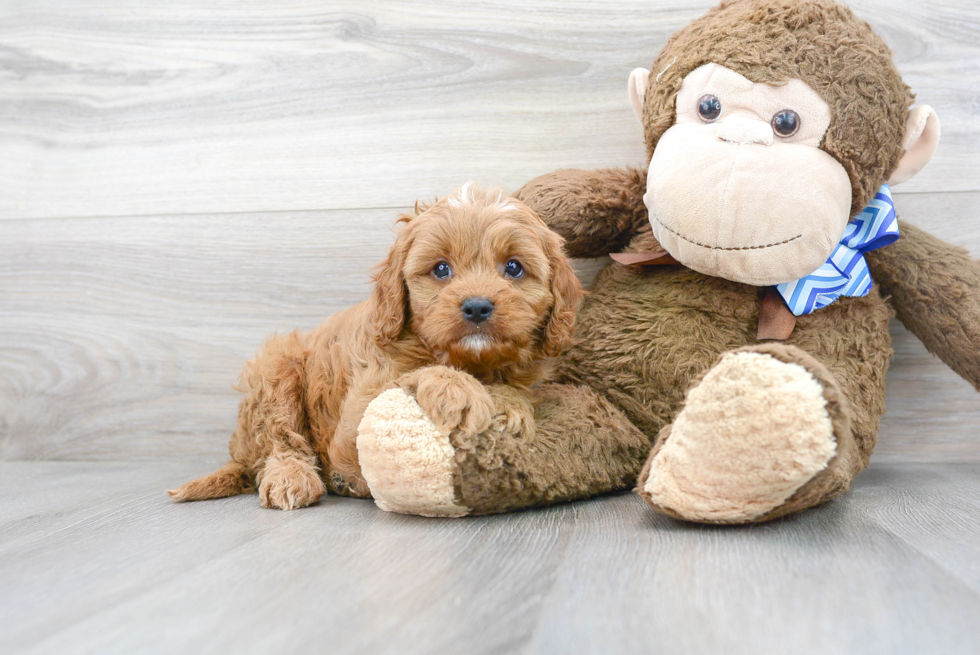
[{"left": 356, "top": 0, "right": 980, "bottom": 522}]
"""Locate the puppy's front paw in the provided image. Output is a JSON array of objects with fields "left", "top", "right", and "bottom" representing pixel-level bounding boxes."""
[
  {"left": 258, "top": 454, "right": 326, "bottom": 510},
  {"left": 398, "top": 366, "right": 494, "bottom": 436},
  {"left": 487, "top": 385, "right": 535, "bottom": 439}
]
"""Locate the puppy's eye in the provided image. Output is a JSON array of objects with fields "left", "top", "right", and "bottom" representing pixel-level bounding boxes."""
[
  {"left": 432, "top": 262, "right": 452, "bottom": 279},
  {"left": 697, "top": 94, "right": 722, "bottom": 122},
  {"left": 504, "top": 260, "right": 524, "bottom": 278}
]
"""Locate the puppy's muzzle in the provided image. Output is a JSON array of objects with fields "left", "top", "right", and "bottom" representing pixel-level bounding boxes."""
[{"left": 461, "top": 297, "right": 494, "bottom": 324}]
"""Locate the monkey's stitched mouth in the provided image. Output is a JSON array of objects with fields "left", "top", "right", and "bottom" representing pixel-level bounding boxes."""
[{"left": 654, "top": 216, "right": 802, "bottom": 251}]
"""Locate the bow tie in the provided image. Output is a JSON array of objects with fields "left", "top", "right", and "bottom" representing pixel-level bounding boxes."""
[{"left": 776, "top": 184, "right": 899, "bottom": 316}]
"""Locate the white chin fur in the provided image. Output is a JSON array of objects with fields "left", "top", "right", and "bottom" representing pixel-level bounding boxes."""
[{"left": 460, "top": 335, "right": 491, "bottom": 352}]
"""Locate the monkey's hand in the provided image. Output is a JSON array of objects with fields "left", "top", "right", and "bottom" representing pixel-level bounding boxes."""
[
  {"left": 866, "top": 220, "right": 980, "bottom": 390},
  {"left": 514, "top": 167, "right": 650, "bottom": 258}
]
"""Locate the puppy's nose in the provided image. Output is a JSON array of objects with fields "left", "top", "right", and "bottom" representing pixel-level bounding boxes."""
[{"left": 461, "top": 297, "right": 494, "bottom": 324}]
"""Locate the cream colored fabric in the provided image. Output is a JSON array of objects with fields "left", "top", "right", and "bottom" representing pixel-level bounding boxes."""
[
  {"left": 629, "top": 67, "right": 650, "bottom": 123},
  {"left": 889, "top": 105, "right": 941, "bottom": 185},
  {"left": 673, "top": 64, "right": 832, "bottom": 146},
  {"left": 637, "top": 63, "right": 854, "bottom": 286},
  {"left": 644, "top": 352, "right": 837, "bottom": 522},
  {"left": 715, "top": 115, "right": 773, "bottom": 146},
  {"left": 645, "top": 122, "right": 851, "bottom": 285},
  {"left": 357, "top": 388, "right": 470, "bottom": 518}
]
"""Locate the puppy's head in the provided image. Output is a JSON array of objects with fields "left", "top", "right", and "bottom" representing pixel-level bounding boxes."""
[{"left": 371, "top": 182, "right": 582, "bottom": 375}]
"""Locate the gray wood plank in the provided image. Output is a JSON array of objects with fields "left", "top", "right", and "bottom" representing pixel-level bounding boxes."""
[
  {"left": 2, "top": 194, "right": 978, "bottom": 462},
  {"left": 878, "top": 322, "right": 980, "bottom": 463},
  {"left": 0, "top": 461, "right": 573, "bottom": 655},
  {"left": 2, "top": 461, "right": 979, "bottom": 655},
  {"left": 0, "top": 459, "right": 213, "bottom": 549},
  {"left": 523, "top": 465, "right": 980, "bottom": 655},
  {"left": 850, "top": 464, "right": 980, "bottom": 594},
  {"left": 0, "top": 208, "right": 396, "bottom": 460},
  {"left": 1, "top": 0, "right": 977, "bottom": 221}
]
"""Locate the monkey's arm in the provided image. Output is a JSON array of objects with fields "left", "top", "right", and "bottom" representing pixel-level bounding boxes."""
[
  {"left": 513, "top": 167, "right": 649, "bottom": 258},
  {"left": 866, "top": 220, "right": 980, "bottom": 390}
]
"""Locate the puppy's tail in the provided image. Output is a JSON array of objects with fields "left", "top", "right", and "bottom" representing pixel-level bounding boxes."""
[{"left": 168, "top": 461, "right": 253, "bottom": 502}]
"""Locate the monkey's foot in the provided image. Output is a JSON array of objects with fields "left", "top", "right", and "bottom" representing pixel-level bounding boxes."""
[
  {"left": 637, "top": 347, "right": 852, "bottom": 523},
  {"left": 357, "top": 388, "right": 470, "bottom": 517}
]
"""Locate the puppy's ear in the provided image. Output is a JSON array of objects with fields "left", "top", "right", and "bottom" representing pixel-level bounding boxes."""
[
  {"left": 371, "top": 223, "right": 411, "bottom": 346},
  {"left": 542, "top": 232, "right": 584, "bottom": 357}
]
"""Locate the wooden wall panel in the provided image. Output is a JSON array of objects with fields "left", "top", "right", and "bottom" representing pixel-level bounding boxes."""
[{"left": 1, "top": 0, "right": 978, "bottom": 221}]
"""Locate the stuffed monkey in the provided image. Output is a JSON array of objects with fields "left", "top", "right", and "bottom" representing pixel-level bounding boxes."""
[{"left": 357, "top": 0, "right": 980, "bottom": 523}]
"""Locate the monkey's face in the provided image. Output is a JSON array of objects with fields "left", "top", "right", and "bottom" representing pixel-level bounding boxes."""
[{"left": 643, "top": 64, "right": 852, "bottom": 286}]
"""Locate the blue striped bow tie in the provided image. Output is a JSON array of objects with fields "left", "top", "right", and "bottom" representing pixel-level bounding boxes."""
[{"left": 776, "top": 184, "right": 899, "bottom": 316}]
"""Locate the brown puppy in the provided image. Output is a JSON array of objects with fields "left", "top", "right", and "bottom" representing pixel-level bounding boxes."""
[{"left": 168, "top": 183, "right": 582, "bottom": 509}]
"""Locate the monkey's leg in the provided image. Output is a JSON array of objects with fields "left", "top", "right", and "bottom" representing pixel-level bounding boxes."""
[
  {"left": 356, "top": 381, "right": 650, "bottom": 517},
  {"left": 636, "top": 344, "right": 866, "bottom": 523}
]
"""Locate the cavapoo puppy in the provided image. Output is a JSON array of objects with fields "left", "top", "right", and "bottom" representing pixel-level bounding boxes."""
[{"left": 169, "top": 183, "right": 583, "bottom": 509}]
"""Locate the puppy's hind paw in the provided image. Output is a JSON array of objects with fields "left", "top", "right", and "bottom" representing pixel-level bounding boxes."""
[{"left": 258, "top": 454, "right": 326, "bottom": 510}]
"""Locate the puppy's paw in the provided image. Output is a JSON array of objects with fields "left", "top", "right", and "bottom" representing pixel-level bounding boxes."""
[
  {"left": 487, "top": 385, "right": 536, "bottom": 439},
  {"left": 397, "top": 366, "right": 494, "bottom": 437},
  {"left": 258, "top": 454, "right": 326, "bottom": 510}
]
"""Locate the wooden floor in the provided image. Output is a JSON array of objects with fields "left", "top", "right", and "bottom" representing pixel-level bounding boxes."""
[
  {"left": 1, "top": 1, "right": 979, "bottom": 653},
  {"left": 2, "top": 461, "right": 980, "bottom": 654}
]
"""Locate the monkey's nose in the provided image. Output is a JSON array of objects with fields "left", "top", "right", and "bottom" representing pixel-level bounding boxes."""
[
  {"left": 461, "top": 297, "right": 494, "bottom": 324},
  {"left": 717, "top": 115, "right": 773, "bottom": 146}
]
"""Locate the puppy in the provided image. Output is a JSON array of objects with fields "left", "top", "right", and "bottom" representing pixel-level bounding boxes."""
[{"left": 168, "top": 183, "right": 583, "bottom": 509}]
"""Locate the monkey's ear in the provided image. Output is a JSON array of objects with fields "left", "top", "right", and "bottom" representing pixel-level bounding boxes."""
[
  {"left": 628, "top": 68, "right": 650, "bottom": 125},
  {"left": 888, "top": 106, "right": 941, "bottom": 185}
]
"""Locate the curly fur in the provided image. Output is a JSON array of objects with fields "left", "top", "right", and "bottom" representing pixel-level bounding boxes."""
[{"left": 169, "top": 184, "right": 583, "bottom": 509}]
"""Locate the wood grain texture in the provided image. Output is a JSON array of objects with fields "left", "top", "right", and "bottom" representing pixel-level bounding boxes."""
[
  {"left": 1, "top": 193, "right": 978, "bottom": 462},
  {"left": 1, "top": 0, "right": 978, "bottom": 221},
  {"left": 850, "top": 464, "right": 980, "bottom": 594},
  {"left": 2, "top": 461, "right": 979, "bottom": 655},
  {"left": 0, "top": 207, "right": 397, "bottom": 460}
]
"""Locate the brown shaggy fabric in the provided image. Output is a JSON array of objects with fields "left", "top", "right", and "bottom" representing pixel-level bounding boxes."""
[
  {"left": 451, "top": 383, "right": 651, "bottom": 515},
  {"left": 641, "top": 0, "right": 914, "bottom": 218},
  {"left": 867, "top": 220, "right": 980, "bottom": 390},
  {"left": 514, "top": 167, "right": 649, "bottom": 258},
  {"left": 556, "top": 264, "right": 891, "bottom": 464}
]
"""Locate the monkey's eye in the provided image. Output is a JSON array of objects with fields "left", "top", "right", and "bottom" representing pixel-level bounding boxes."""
[
  {"left": 772, "top": 110, "right": 800, "bottom": 137},
  {"left": 432, "top": 262, "right": 452, "bottom": 279},
  {"left": 697, "top": 95, "right": 722, "bottom": 122},
  {"left": 504, "top": 260, "right": 524, "bottom": 278}
]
